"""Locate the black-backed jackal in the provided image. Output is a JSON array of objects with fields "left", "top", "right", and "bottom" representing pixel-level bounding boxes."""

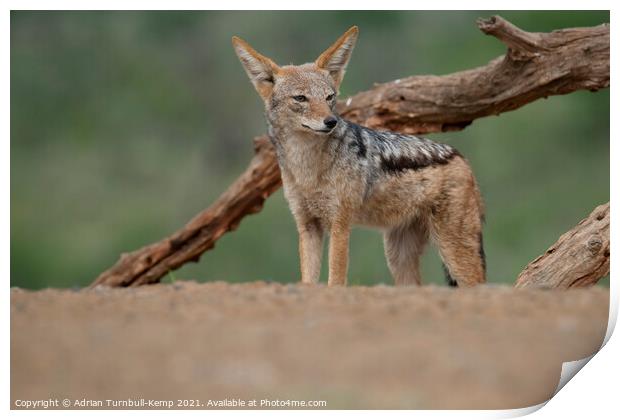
[{"left": 233, "top": 27, "right": 486, "bottom": 287}]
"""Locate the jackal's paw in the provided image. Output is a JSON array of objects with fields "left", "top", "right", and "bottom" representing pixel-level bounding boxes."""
[
  {"left": 299, "top": 278, "right": 319, "bottom": 285},
  {"left": 327, "top": 279, "right": 347, "bottom": 287}
]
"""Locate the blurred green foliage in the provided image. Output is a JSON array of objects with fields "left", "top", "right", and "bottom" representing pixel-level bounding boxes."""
[{"left": 11, "top": 11, "right": 609, "bottom": 289}]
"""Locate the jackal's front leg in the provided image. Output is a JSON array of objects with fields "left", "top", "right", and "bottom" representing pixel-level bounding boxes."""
[
  {"left": 298, "top": 219, "right": 324, "bottom": 284},
  {"left": 328, "top": 219, "right": 351, "bottom": 286}
]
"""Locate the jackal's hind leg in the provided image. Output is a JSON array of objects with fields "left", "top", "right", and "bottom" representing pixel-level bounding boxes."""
[
  {"left": 431, "top": 206, "right": 486, "bottom": 287},
  {"left": 383, "top": 220, "right": 429, "bottom": 286}
]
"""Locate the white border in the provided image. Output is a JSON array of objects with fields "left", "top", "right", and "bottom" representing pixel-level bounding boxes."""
[
  {"left": 0, "top": 1, "right": 616, "bottom": 11},
  {"left": 4, "top": 2, "right": 616, "bottom": 420}
]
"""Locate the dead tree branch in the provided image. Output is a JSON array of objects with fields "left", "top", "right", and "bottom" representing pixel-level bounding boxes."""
[
  {"left": 91, "top": 16, "right": 609, "bottom": 287},
  {"left": 515, "top": 203, "right": 609, "bottom": 289},
  {"left": 338, "top": 15, "right": 609, "bottom": 133}
]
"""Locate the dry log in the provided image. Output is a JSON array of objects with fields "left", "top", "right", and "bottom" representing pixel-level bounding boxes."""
[
  {"left": 515, "top": 203, "right": 609, "bottom": 289},
  {"left": 338, "top": 15, "right": 609, "bottom": 133},
  {"left": 91, "top": 15, "right": 609, "bottom": 287}
]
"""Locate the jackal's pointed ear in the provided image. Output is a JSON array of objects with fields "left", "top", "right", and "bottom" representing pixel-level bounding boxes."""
[
  {"left": 232, "top": 36, "right": 280, "bottom": 100},
  {"left": 315, "top": 26, "right": 358, "bottom": 89}
]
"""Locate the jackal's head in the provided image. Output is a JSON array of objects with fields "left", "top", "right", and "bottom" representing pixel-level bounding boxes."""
[{"left": 232, "top": 27, "right": 358, "bottom": 136}]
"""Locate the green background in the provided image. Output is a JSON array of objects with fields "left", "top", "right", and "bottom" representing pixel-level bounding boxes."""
[{"left": 11, "top": 11, "right": 609, "bottom": 289}]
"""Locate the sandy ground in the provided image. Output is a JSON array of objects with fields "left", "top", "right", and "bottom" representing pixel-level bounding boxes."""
[{"left": 11, "top": 281, "right": 609, "bottom": 410}]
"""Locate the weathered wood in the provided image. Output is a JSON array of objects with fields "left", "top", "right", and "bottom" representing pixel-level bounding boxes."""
[
  {"left": 91, "top": 16, "right": 609, "bottom": 287},
  {"left": 515, "top": 203, "right": 609, "bottom": 289},
  {"left": 338, "top": 15, "right": 609, "bottom": 134}
]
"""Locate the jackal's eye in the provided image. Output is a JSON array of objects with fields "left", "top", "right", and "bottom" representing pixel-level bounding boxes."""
[
  {"left": 292, "top": 95, "right": 308, "bottom": 102},
  {"left": 326, "top": 93, "right": 335, "bottom": 101}
]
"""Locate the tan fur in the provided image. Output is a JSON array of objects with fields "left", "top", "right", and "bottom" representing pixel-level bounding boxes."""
[{"left": 233, "top": 27, "right": 486, "bottom": 287}]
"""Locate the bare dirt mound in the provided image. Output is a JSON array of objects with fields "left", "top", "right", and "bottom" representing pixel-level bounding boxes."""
[{"left": 11, "top": 281, "right": 609, "bottom": 409}]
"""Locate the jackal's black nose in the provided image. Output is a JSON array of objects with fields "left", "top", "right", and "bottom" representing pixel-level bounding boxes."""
[{"left": 324, "top": 116, "right": 338, "bottom": 129}]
